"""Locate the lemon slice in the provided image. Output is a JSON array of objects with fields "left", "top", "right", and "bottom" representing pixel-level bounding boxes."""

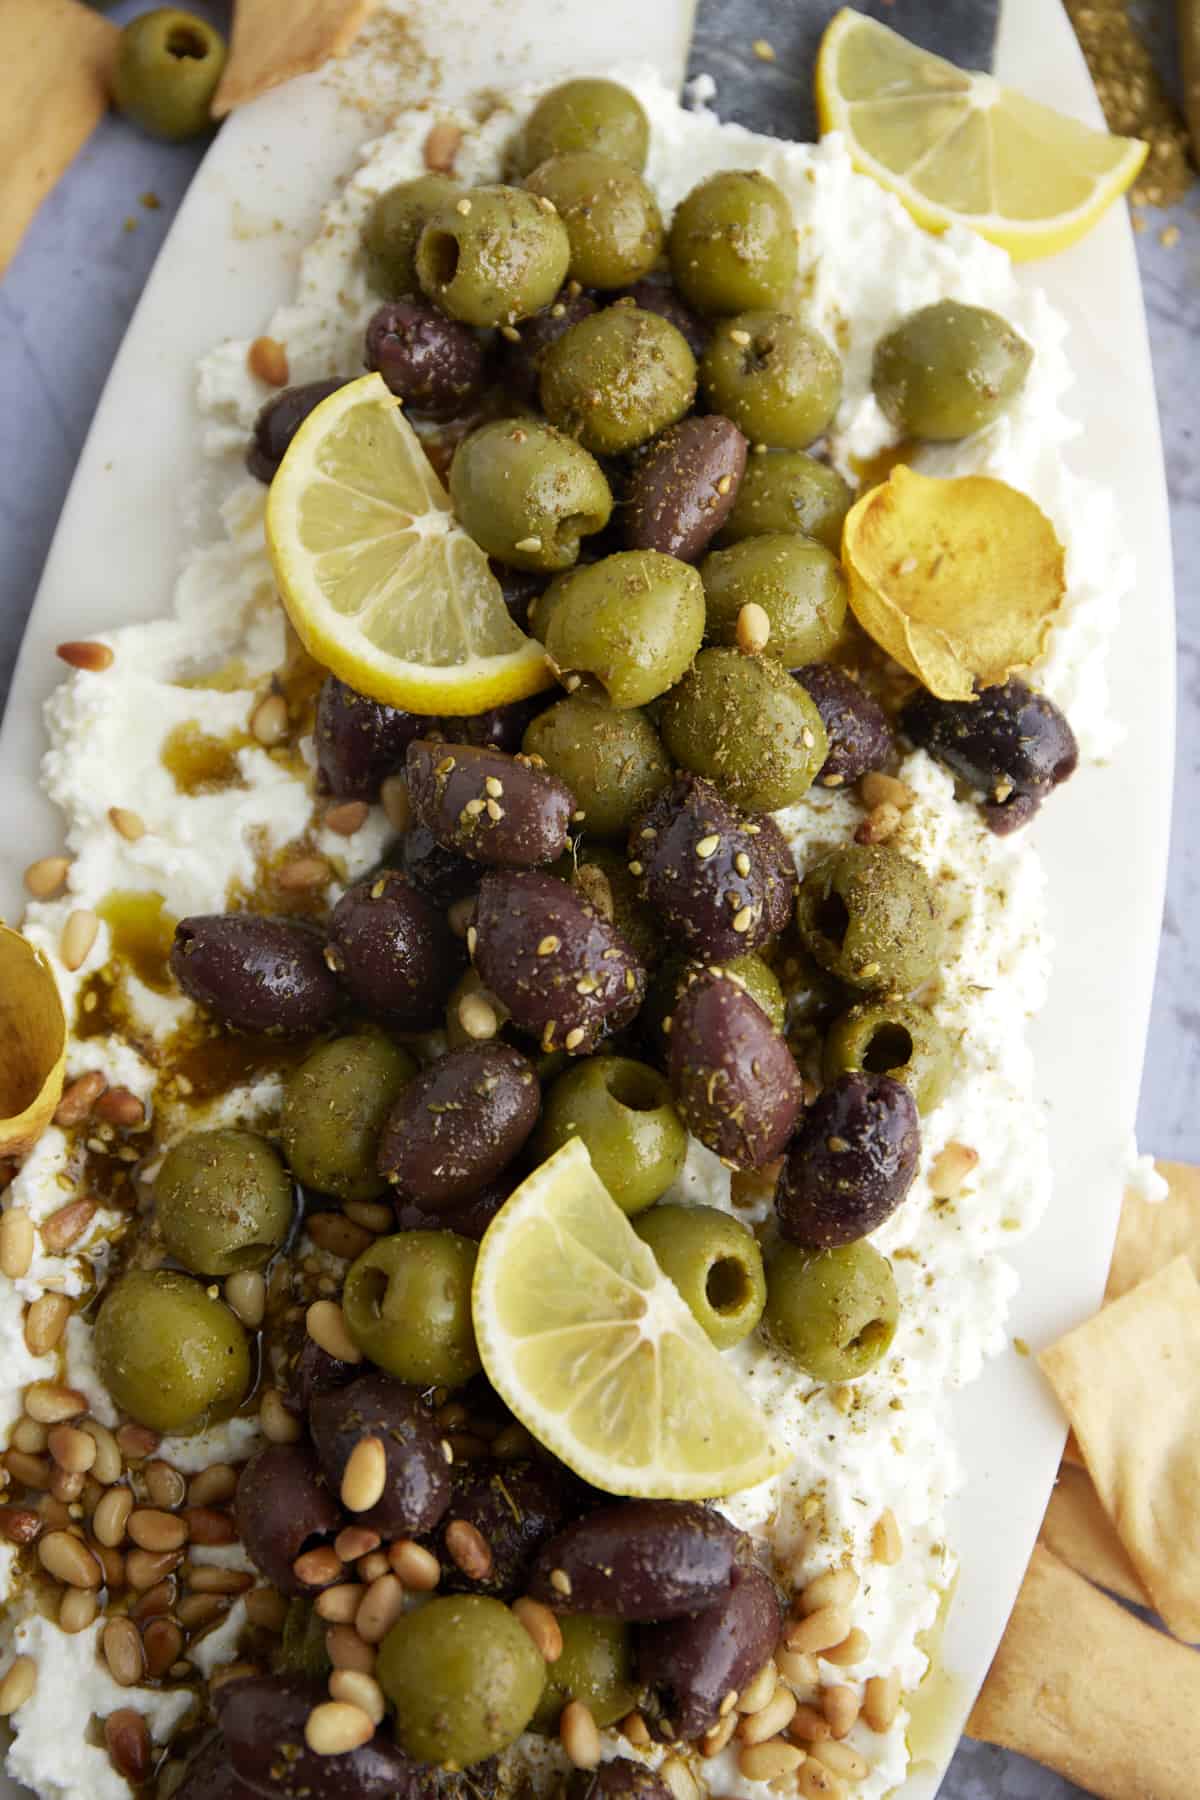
[
  {"left": 816, "top": 8, "right": 1148, "bottom": 260},
  {"left": 265, "top": 374, "right": 553, "bottom": 715},
  {"left": 472, "top": 1138, "right": 786, "bottom": 1499}
]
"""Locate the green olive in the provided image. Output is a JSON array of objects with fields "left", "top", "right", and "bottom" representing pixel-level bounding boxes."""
[
  {"left": 526, "top": 153, "right": 663, "bottom": 290},
  {"left": 668, "top": 170, "right": 798, "bottom": 315},
  {"left": 659, "top": 647, "right": 828, "bottom": 812},
  {"left": 342, "top": 1231, "right": 480, "bottom": 1387},
  {"left": 362, "top": 174, "right": 461, "bottom": 297},
  {"left": 111, "top": 8, "right": 226, "bottom": 143},
  {"left": 795, "top": 844, "right": 943, "bottom": 995},
  {"left": 417, "top": 185, "right": 570, "bottom": 327},
  {"left": 523, "top": 695, "right": 672, "bottom": 837},
  {"left": 718, "top": 450, "right": 854, "bottom": 553},
  {"left": 533, "top": 1056, "right": 687, "bottom": 1216},
  {"left": 280, "top": 1034, "right": 416, "bottom": 1203},
  {"left": 700, "top": 533, "right": 847, "bottom": 667},
  {"left": 279, "top": 1599, "right": 332, "bottom": 1679},
  {"left": 379, "top": 1595, "right": 545, "bottom": 1764},
  {"left": 543, "top": 551, "right": 705, "bottom": 709},
  {"left": 769, "top": 941, "right": 845, "bottom": 1032},
  {"left": 701, "top": 311, "right": 842, "bottom": 449},
  {"left": 517, "top": 80, "right": 650, "bottom": 176},
  {"left": 449, "top": 420, "right": 612, "bottom": 572},
  {"left": 634, "top": 1204, "right": 766, "bottom": 1349},
  {"left": 94, "top": 1270, "right": 251, "bottom": 1434},
  {"left": 530, "top": 1614, "right": 637, "bottom": 1732},
  {"left": 823, "top": 999, "right": 955, "bottom": 1114},
  {"left": 762, "top": 1241, "right": 898, "bottom": 1382},
  {"left": 726, "top": 952, "right": 788, "bottom": 1033},
  {"left": 564, "top": 847, "right": 664, "bottom": 969},
  {"left": 155, "top": 1129, "right": 293, "bottom": 1276},
  {"left": 872, "top": 300, "right": 1033, "bottom": 440},
  {"left": 540, "top": 305, "right": 697, "bottom": 456}
]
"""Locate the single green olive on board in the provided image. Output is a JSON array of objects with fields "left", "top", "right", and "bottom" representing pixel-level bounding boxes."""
[
  {"left": 539, "top": 305, "right": 697, "bottom": 456},
  {"left": 718, "top": 450, "right": 854, "bottom": 554},
  {"left": 379, "top": 1595, "right": 546, "bottom": 1765},
  {"left": 530, "top": 1614, "right": 637, "bottom": 1732},
  {"left": 634, "top": 1204, "right": 766, "bottom": 1349},
  {"left": 449, "top": 419, "right": 613, "bottom": 572},
  {"left": 701, "top": 311, "right": 842, "bottom": 449},
  {"left": 515, "top": 78, "right": 650, "bottom": 176},
  {"left": 342, "top": 1231, "right": 481, "bottom": 1387},
  {"left": 94, "top": 1270, "right": 251, "bottom": 1434},
  {"left": 823, "top": 998, "right": 956, "bottom": 1115},
  {"left": 871, "top": 299, "right": 1034, "bottom": 440},
  {"left": 361, "top": 174, "right": 461, "bottom": 297},
  {"left": 526, "top": 153, "right": 664, "bottom": 290},
  {"left": 523, "top": 695, "right": 672, "bottom": 838},
  {"left": 542, "top": 551, "right": 706, "bottom": 709},
  {"left": 668, "top": 169, "right": 799, "bottom": 315},
  {"left": 416, "top": 185, "right": 570, "bottom": 327},
  {"left": 795, "top": 843, "right": 943, "bottom": 995},
  {"left": 111, "top": 8, "right": 227, "bottom": 143},
  {"left": 155, "top": 1129, "right": 293, "bottom": 1276},
  {"left": 659, "top": 647, "right": 828, "bottom": 813},
  {"left": 280, "top": 1033, "right": 417, "bottom": 1203},
  {"left": 700, "top": 532, "right": 847, "bottom": 667},
  {"left": 533, "top": 1056, "right": 687, "bottom": 1216},
  {"left": 762, "top": 1240, "right": 899, "bottom": 1382}
]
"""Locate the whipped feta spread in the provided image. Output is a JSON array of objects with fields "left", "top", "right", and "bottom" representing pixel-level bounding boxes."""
[{"left": 1, "top": 64, "right": 1138, "bottom": 1800}]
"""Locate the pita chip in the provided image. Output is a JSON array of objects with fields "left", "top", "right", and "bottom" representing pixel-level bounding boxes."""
[
  {"left": 213, "top": 0, "right": 376, "bottom": 116},
  {"left": 1038, "top": 1461, "right": 1149, "bottom": 1607},
  {"left": 1107, "top": 1159, "right": 1200, "bottom": 1301}
]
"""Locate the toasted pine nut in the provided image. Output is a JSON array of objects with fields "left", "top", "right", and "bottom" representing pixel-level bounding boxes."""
[
  {"left": 102, "top": 1616, "right": 145, "bottom": 1686},
  {"left": 60, "top": 909, "right": 99, "bottom": 972},
  {"left": 860, "top": 772, "right": 914, "bottom": 812},
  {"left": 0, "top": 1208, "right": 35, "bottom": 1279},
  {"left": 444, "top": 1518, "right": 493, "bottom": 1582},
  {"left": 928, "top": 1140, "right": 979, "bottom": 1200},
  {"left": 736, "top": 600, "right": 771, "bottom": 654},
  {"left": 0, "top": 1657, "right": 37, "bottom": 1715},
  {"left": 126, "top": 1548, "right": 182, "bottom": 1590},
  {"left": 863, "top": 1671, "right": 901, "bottom": 1734},
  {"left": 355, "top": 1573, "right": 404, "bottom": 1644},
  {"left": 104, "top": 1709, "right": 151, "bottom": 1784},
  {"left": 809, "top": 1738, "right": 869, "bottom": 1781},
  {"left": 660, "top": 1756, "right": 700, "bottom": 1800},
  {"left": 387, "top": 1539, "right": 440, "bottom": 1590},
  {"left": 58, "top": 1587, "right": 98, "bottom": 1633},
  {"left": 738, "top": 1686, "right": 797, "bottom": 1744},
  {"left": 738, "top": 1742, "right": 806, "bottom": 1783},
  {"left": 799, "top": 1568, "right": 859, "bottom": 1616},
  {"left": 176, "top": 1593, "right": 227, "bottom": 1630},
  {"left": 50, "top": 1465, "right": 84, "bottom": 1503},
  {"left": 250, "top": 693, "right": 289, "bottom": 746},
  {"left": 38, "top": 1529, "right": 102, "bottom": 1588},
  {"left": 700, "top": 1714, "right": 737, "bottom": 1757},
  {"left": 340, "top": 1437, "right": 387, "bottom": 1514},
  {"left": 25, "top": 1295, "right": 71, "bottom": 1358},
  {"left": 305, "top": 1699, "right": 374, "bottom": 1756},
  {"left": 423, "top": 118, "right": 462, "bottom": 172},
  {"left": 334, "top": 1526, "right": 380, "bottom": 1563},
  {"left": 3, "top": 1449, "right": 50, "bottom": 1490},
  {"left": 775, "top": 1647, "right": 820, "bottom": 1694},
  {"left": 0, "top": 1506, "right": 42, "bottom": 1546},
  {"left": 380, "top": 774, "right": 411, "bottom": 833},
  {"left": 512, "top": 1596, "right": 563, "bottom": 1662},
  {"left": 115, "top": 1424, "right": 159, "bottom": 1462},
  {"left": 57, "top": 640, "right": 113, "bottom": 673},
  {"left": 47, "top": 1423, "right": 95, "bottom": 1474},
  {"left": 224, "top": 1269, "right": 266, "bottom": 1328},
  {"left": 796, "top": 1760, "right": 845, "bottom": 1799},
  {"left": 248, "top": 336, "right": 289, "bottom": 386},
  {"left": 54, "top": 1071, "right": 107, "bottom": 1127},
  {"left": 186, "top": 1464, "right": 238, "bottom": 1509},
  {"left": 25, "top": 1382, "right": 87, "bottom": 1425},
  {"left": 316, "top": 1583, "right": 363, "bottom": 1625},
  {"left": 260, "top": 1387, "right": 303, "bottom": 1444},
  {"left": 188, "top": 1566, "right": 254, "bottom": 1596},
  {"left": 277, "top": 855, "right": 332, "bottom": 893},
  {"left": 128, "top": 1508, "right": 188, "bottom": 1553},
  {"left": 786, "top": 1604, "right": 852, "bottom": 1656},
  {"left": 308, "top": 1212, "right": 374, "bottom": 1261},
  {"left": 94, "top": 1086, "right": 145, "bottom": 1128},
  {"left": 245, "top": 1587, "right": 289, "bottom": 1633},
  {"left": 24, "top": 856, "right": 71, "bottom": 900},
  {"left": 40, "top": 1198, "right": 96, "bottom": 1252},
  {"left": 294, "top": 1546, "right": 343, "bottom": 1589},
  {"left": 325, "top": 801, "right": 370, "bottom": 837},
  {"left": 329, "top": 1668, "right": 386, "bottom": 1725},
  {"left": 871, "top": 1508, "right": 902, "bottom": 1566},
  {"left": 823, "top": 1628, "right": 870, "bottom": 1668},
  {"left": 560, "top": 1700, "right": 601, "bottom": 1770},
  {"left": 12, "top": 1419, "right": 47, "bottom": 1454},
  {"left": 326, "top": 1625, "right": 375, "bottom": 1673},
  {"left": 306, "top": 1300, "right": 363, "bottom": 1365},
  {"left": 621, "top": 1711, "right": 651, "bottom": 1748},
  {"left": 131, "top": 1578, "right": 177, "bottom": 1620},
  {"left": 108, "top": 807, "right": 146, "bottom": 842},
  {"left": 143, "top": 1617, "right": 184, "bottom": 1678},
  {"left": 94, "top": 1544, "right": 127, "bottom": 1590},
  {"left": 343, "top": 1201, "right": 392, "bottom": 1235},
  {"left": 821, "top": 1685, "right": 859, "bottom": 1738},
  {"left": 736, "top": 1661, "right": 777, "bottom": 1714},
  {"left": 855, "top": 800, "right": 902, "bottom": 845},
  {"left": 144, "top": 1462, "right": 186, "bottom": 1510},
  {"left": 80, "top": 1422, "right": 121, "bottom": 1488},
  {"left": 184, "top": 1505, "right": 236, "bottom": 1547},
  {"left": 358, "top": 1550, "right": 389, "bottom": 1582},
  {"left": 786, "top": 1703, "right": 832, "bottom": 1744},
  {"left": 94, "top": 1486, "right": 134, "bottom": 1547},
  {"left": 458, "top": 992, "right": 499, "bottom": 1040}
]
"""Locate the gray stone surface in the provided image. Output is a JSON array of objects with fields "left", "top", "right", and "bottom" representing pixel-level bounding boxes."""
[{"left": 0, "top": 2, "right": 1195, "bottom": 1795}]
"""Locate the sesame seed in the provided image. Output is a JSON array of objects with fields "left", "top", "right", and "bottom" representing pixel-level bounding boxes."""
[
  {"left": 455, "top": 197, "right": 472, "bottom": 215},
  {"left": 436, "top": 756, "right": 456, "bottom": 776},
  {"left": 514, "top": 536, "right": 543, "bottom": 553},
  {"left": 486, "top": 799, "right": 503, "bottom": 821},
  {"left": 627, "top": 860, "right": 644, "bottom": 877},
  {"left": 735, "top": 852, "right": 751, "bottom": 877},
  {"left": 728, "top": 327, "right": 752, "bottom": 346},
  {"left": 753, "top": 37, "right": 775, "bottom": 60},
  {"left": 500, "top": 325, "right": 521, "bottom": 342},
  {"left": 695, "top": 835, "right": 720, "bottom": 859},
  {"left": 537, "top": 935, "right": 560, "bottom": 956},
  {"left": 464, "top": 798, "right": 486, "bottom": 817},
  {"left": 549, "top": 1568, "right": 572, "bottom": 1596},
  {"left": 564, "top": 1027, "right": 586, "bottom": 1051},
  {"left": 485, "top": 777, "right": 504, "bottom": 798},
  {"left": 732, "top": 906, "right": 754, "bottom": 934}
]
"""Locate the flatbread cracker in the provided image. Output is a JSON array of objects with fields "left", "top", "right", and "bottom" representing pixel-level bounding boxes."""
[
  {"left": 1, "top": 0, "right": 117, "bottom": 273},
  {"left": 968, "top": 1543, "right": 1200, "bottom": 1799},
  {"left": 1038, "top": 1461, "right": 1149, "bottom": 1607},
  {"left": 213, "top": 0, "right": 376, "bottom": 116},
  {"left": 1107, "top": 1159, "right": 1200, "bottom": 1300},
  {"left": 1039, "top": 1255, "right": 1200, "bottom": 1642}
]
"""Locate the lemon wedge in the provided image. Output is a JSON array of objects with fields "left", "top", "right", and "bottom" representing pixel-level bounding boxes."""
[
  {"left": 265, "top": 374, "right": 553, "bottom": 715},
  {"left": 472, "top": 1138, "right": 787, "bottom": 1499},
  {"left": 815, "top": 8, "right": 1148, "bottom": 259}
]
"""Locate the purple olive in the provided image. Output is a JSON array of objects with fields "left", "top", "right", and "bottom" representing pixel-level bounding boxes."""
[
  {"left": 621, "top": 278, "right": 709, "bottom": 359},
  {"left": 365, "top": 298, "right": 486, "bottom": 418},
  {"left": 443, "top": 697, "right": 550, "bottom": 755},
  {"left": 625, "top": 416, "right": 747, "bottom": 562},
  {"left": 215, "top": 1674, "right": 418, "bottom": 1800},
  {"left": 776, "top": 1070, "right": 919, "bottom": 1248},
  {"left": 175, "top": 1735, "right": 257, "bottom": 1800},
  {"left": 326, "top": 869, "right": 462, "bottom": 1032},
  {"left": 234, "top": 1444, "right": 342, "bottom": 1596},
  {"left": 377, "top": 1043, "right": 539, "bottom": 1207},
  {"left": 564, "top": 1763, "right": 672, "bottom": 1800},
  {"left": 901, "top": 678, "right": 1078, "bottom": 826},
  {"left": 315, "top": 676, "right": 433, "bottom": 801},
  {"left": 309, "top": 1372, "right": 451, "bottom": 1537},
  {"left": 279, "top": 1332, "right": 358, "bottom": 1414},
  {"left": 472, "top": 870, "right": 646, "bottom": 1055},
  {"left": 501, "top": 288, "right": 599, "bottom": 397},
  {"left": 432, "top": 1460, "right": 577, "bottom": 1598},
  {"left": 494, "top": 564, "right": 549, "bottom": 634},
  {"left": 637, "top": 1561, "right": 783, "bottom": 1738},
  {"left": 398, "top": 822, "right": 479, "bottom": 909},
  {"left": 247, "top": 380, "right": 349, "bottom": 484},
  {"left": 631, "top": 774, "right": 794, "bottom": 960},
  {"left": 794, "top": 664, "right": 894, "bottom": 788},
  {"left": 406, "top": 741, "right": 574, "bottom": 868},
  {"left": 528, "top": 1500, "right": 744, "bottom": 1620},
  {"left": 394, "top": 1178, "right": 509, "bottom": 1240},
  {"left": 982, "top": 788, "right": 1042, "bottom": 835},
  {"left": 170, "top": 915, "right": 340, "bottom": 1036},
  {"left": 668, "top": 968, "right": 803, "bottom": 1170}
]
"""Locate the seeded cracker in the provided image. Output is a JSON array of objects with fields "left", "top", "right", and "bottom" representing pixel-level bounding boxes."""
[
  {"left": 1106, "top": 1158, "right": 1200, "bottom": 1300},
  {"left": 1039, "top": 1255, "right": 1200, "bottom": 1642},
  {"left": 1038, "top": 1460, "right": 1149, "bottom": 1607},
  {"left": 212, "top": 0, "right": 377, "bottom": 117},
  {"left": 0, "top": 0, "right": 117, "bottom": 273}
]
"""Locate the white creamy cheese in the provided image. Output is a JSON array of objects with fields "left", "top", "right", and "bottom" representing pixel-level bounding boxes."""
[{"left": 0, "top": 61, "right": 1139, "bottom": 1800}]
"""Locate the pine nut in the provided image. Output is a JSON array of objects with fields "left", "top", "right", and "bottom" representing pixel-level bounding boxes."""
[
  {"left": 187, "top": 1464, "right": 238, "bottom": 1509},
  {"left": 738, "top": 1742, "right": 806, "bottom": 1782},
  {"left": 736, "top": 600, "right": 771, "bottom": 654},
  {"left": 786, "top": 1704, "right": 832, "bottom": 1744},
  {"left": 786, "top": 1604, "right": 852, "bottom": 1655},
  {"left": 25, "top": 1295, "right": 71, "bottom": 1357},
  {"left": 94, "top": 1545, "right": 127, "bottom": 1590},
  {"left": 334, "top": 1527, "right": 380, "bottom": 1563},
  {"left": 102, "top": 1616, "right": 145, "bottom": 1686},
  {"left": 54, "top": 1071, "right": 107, "bottom": 1127},
  {"left": 860, "top": 772, "right": 914, "bottom": 812},
  {"left": 184, "top": 1506, "right": 236, "bottom": 1546},
  {"left": 775, "top": 1648, "right": 820, "bottom": 1695},
  {"left": 108, "top": 807, "right": 146, "bottom": 842},
  {"left": 131, "top": 1578, "right": 177, "bottom": 1620},
  {"left": 245, "top": 1587, "right": 289, "bottom": 1633},
  {"left": 12, "top": 1419, "right": 47, "bottom": 1455},
  {"left": 94, "top": 1486, "right": 134, "bottom": 1546},
  {"left": 224, "top": 1269, "right": 266, "bottom": 1328},
  {"left": 736, "top": 1662, "right": 778, "bottom": 1714},
  {"left": 294, "top": 1546, "right": 343, "bottom": 1589},
  {"left": 338, "top": 1437, "right": 385, "bottom": 1514},
  {"left": 177, "top": 1593, "right": 227, "bottom": 1630},
  {"left": 423, "top": 118, "right": 462, "bottom": 172},
  {"left": 58, "top": 1587, "right": 98, "bottom": 1633},
  {"left": 560, "top": 1700, "right": 601, "bottom": 1769},
  {"left": 115, "top": 1424, "right": 160, "bottom": 1462},
  {"left": 855, "top": 799, "right": 902, "bottom": 845},
  {"left": 821, "top": 1685, "right": 859, "bottom": 1738},
  {"left": 24, "top": 1382, "right": 86, "bottom": 1425},
  {"left": 4, "top": 1449, "right": 51, "bottom": 1489},
  {"left": 316, "top": 1583, "right": 363, "bottom": 1625},
  {"left": 250, "top": 692, "right": 289, "bottom": 746},
  {"left": 823, "top": 1628, "right": 870, "bottom": 1667},
  {"left": 0, "top": 1657, "right": 36, "bottom": 1715},
  {"left": 326, "top": 1625, "right": 376, "bottom": 1672},
  {"left": 358, "top": 1550, "right": 389, "bottom": 1583},
  {"left": 104, "top": 1708, "right": 151, "bottom": 1784},
  {"left": 80, "top": 1423, "right": 122, "bottom": 1486},
  {"left": 343, "top": 1201, "right": 392, "bottom": 1235},
  {"left": 796, "top": 1760, "right": 845, "bottom": 1799},
  {"left": 143, "top": 1617, "right": 184, "bottom": 1678},
  {"left": 863, "top": 1671, "right": 901, "bottom": 1734},
  {"left": 0, "top": 1506, "right": 42, "bottom": 1546},
  {"left": 329, "top": 1669, "right": 386, "bottom": 1725},
  {"left": 325, "top": 801, "right": 369, "bottom": 837},
  {"left": 57, "top": 640, "right": 113, "bottom": 673},
  {"left": 126, "top": 1548, "right": 182, "bottom": 1590},
  {"left": 60, "top": 909, "right": 99, "bottom": 972},
  {"left": 380, "top": 774, "right": 411, "bottom": 833},
  {"left": 24, "top": 855, "right": 71, "bottom": 899},
  {"left": 457, "top": 990, "right": 499, "bottom": 1040},
  {"left": 738, "top": 1686, "right": 797, "bottom": 1744},
  {"left": 144, "top": 1462, "right": 186, "bottom": 1510},
  {"left": 621, "top": 1711, "right": 651, "bottom": 1748},
  {"left": 305, "top": 1699, "right": 374, "bottom": 1755},
  {"left": 0, "top": 1208, "right": 35, "bottom": 1278},
  {"left": 277, "top": 854, "right": 332, "bottom": 893},
  {"left": 308, "top": 1212, "right": 374, "bottom": 1261},
  {"left": 387, "top": 1539, "right": 440, "bottom": 1589},
  {"left": 50, "top": 1465, "right": 84, "bottom": 1503},
  {"left": 47, "top": 1423, "right": 95, "bottom": 1474},
  {"left": 444, "top": 1518, "right": 492, "bottom": 1582},
  {"left": 40, "top": 1198, "right": 96, "bottom": 1252},
  {"left": 700, "top": 1714, "right": 738, "bottom": 1757},
  {"left": 355, "top": 1573, "right": 404, "bottom": 1644},
  {"left": 512, "top": 1596, "right": 562, "bottom": 1662},
  {"left": 128, "top": 1508, "right": 187, "bottom": 1552},
  {"left": 260, "top": 1387, "right": 303, "bottom": 1444},
  {"left": 659, "top": 1755, "right": 699, "bottom": 1800},
  {"left": 306, "top": 1300, "right": 362, "bottom": 1365},
  {"left": 871, "top": 1508, "right": 902, "bottom": 1566},
  {"left": 809, "top": 1739, "right": 869, "bottom": 1781},
  {"left": 248, "top": 336, "right": 289, "bottom": 386},
  {"left": 38, "top": 1529, "right": 101, "bottom": 1588},
  {"left": 928, "top": 1140, "right": 979, "bottom": 1199},
  {"left": 39, "top": 1497, "right": 73, "bottom": 1530},
  {"left": 799, "top": 1568, "right": 859, "bottom": 1615},
  {"left": 188, "top": 1566, "right": 254, "bottom": 1596},
  {"left": 94, "top": 1086, "right": 145, "bottom": 1128}
]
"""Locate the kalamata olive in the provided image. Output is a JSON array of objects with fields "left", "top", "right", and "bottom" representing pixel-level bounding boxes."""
[
  {"left": 247, "top": 380, "right": 348, "bottom": 483},
  {"left": 432, "top": 1460, "right": 576, "bottom": 1597},
  {"left": 625, "top": 416, "right": 747, "bottom": 562},
  {"left": 315, "top": 676, "right": 432, "bottom": 801},
  {"left": 901, "top": 679, "right": 1078, "bottom": 825},
  {"left": 215, "top": 1674, "right": 417, "bottom": 1800},
  {"left": 279, "top": 1332, "right": 358, "bottom": 1414},
  {"left": 444, "top": 698, "right": 550, "bottom": 755},
  {"left": 472, "top": 870, "right": 646, "bottom": 1055},
  {"left": 637, "top": 1561, "right": 783, "bottom": 1738},
  {"left": 365, "top": 298, "right": 486, "bottom": 418},
  {"left": 406, "top": 741, "right": 573, "bottom": 868},
  {"left": 668, "top": 967, "right": 803, "bottom": 1169},
  {"left": 394, "top": 1178, "right": 509, "bottom": 1240},
  {"left": 170, "top": 915, "right": 340, "bottom": 1036},
  {"left": 500, "top": 288, "right": 599, "bottom": 397},
  {"left": 494, "top": 564, "right": 549, "bottom": 634},
  {"left": 175, "top": 1735, "right": 257, "bottom": 1800},
  {"left": 326, "top": 869, "right": 461, "bottom": 1032},
  {"left": 234, "top": 1444, "right": 342, "bottom": 1596},
  {"left": 622, "top": 278, "right": 709, "bottom": 359},
  {"left": 309, "top": 1372, "right": 451, "bottom": 1536},
  {"left": 528, "top": 1500, "right": 744, "bottom": 1619},
  {"left": 397, "top": 822, "right": 479, "bottom": 908},
  {"left": 776, "top": 1071, "right": 919, "bottom": 1247},
  {"left": 794, "top": 664, "right": 895, "bottom": 788},
  {"left": 377, "top": 1043, "right": 540, "bottom": 1206},
  {"left": 564, "top": 1763, "right": 672, "bottom": 1800},
  {"left": 631, "top": 774, "right": 794, "bottom": 960},
  {"left": 982, "top": 788, "right": 1042, "bottom": 835}
]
